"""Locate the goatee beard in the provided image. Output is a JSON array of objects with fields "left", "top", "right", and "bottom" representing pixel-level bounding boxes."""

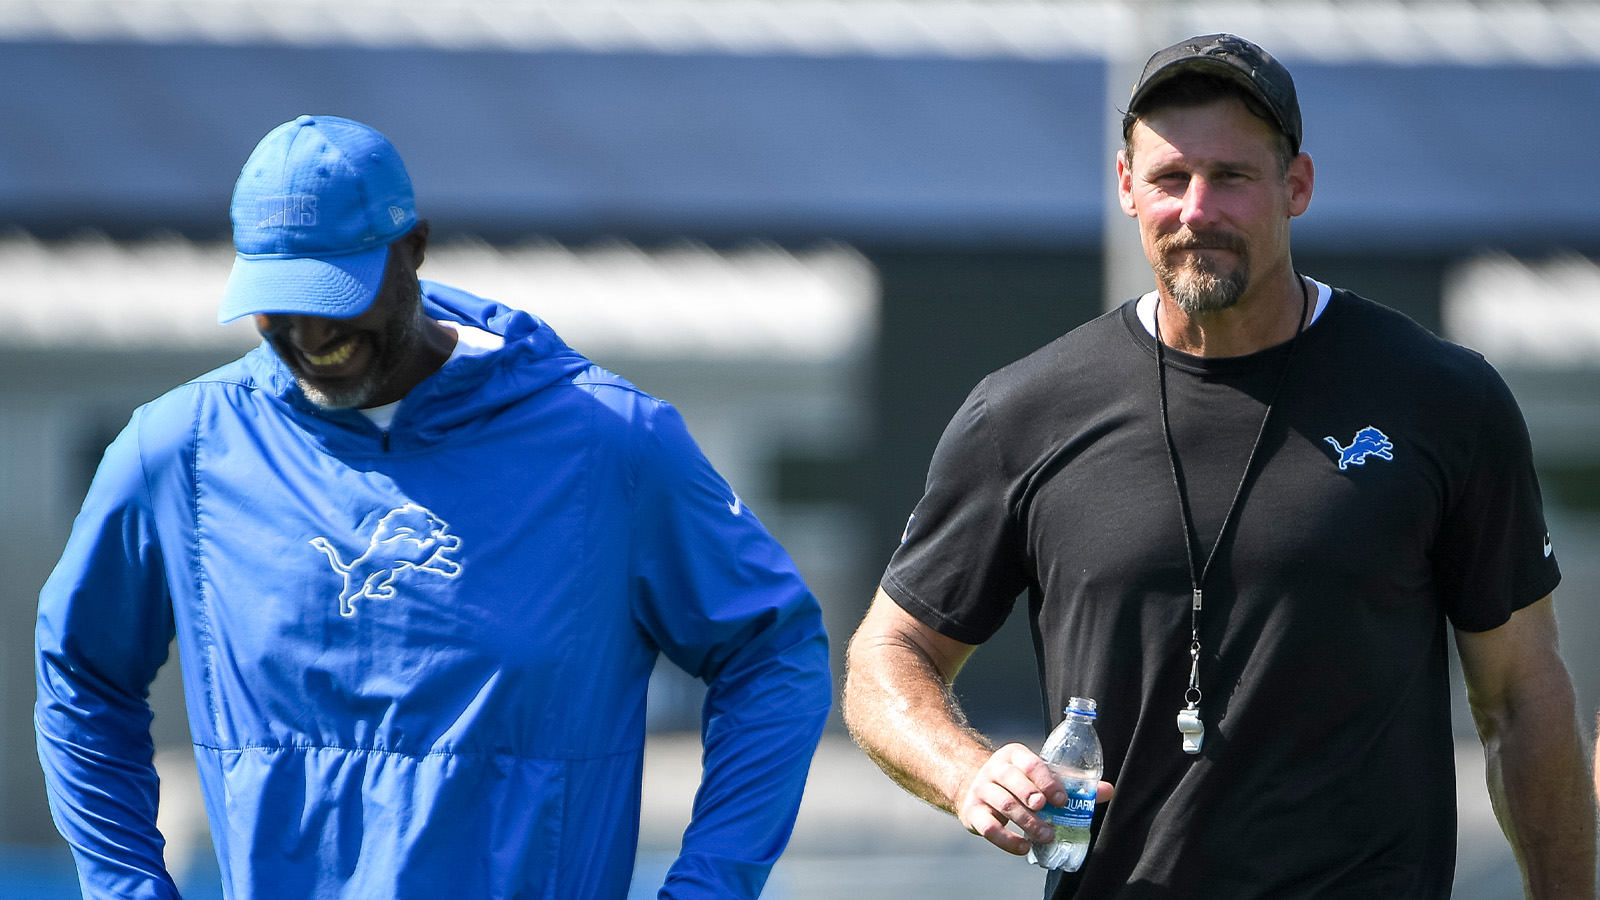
[{"left": 1154, "top": 230, "right": 1250, "bottom": 315}]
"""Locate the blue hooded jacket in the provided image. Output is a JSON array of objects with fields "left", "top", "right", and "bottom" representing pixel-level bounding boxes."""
[{"left": 36, "top": 283, "right": 832, "bottom": 900}]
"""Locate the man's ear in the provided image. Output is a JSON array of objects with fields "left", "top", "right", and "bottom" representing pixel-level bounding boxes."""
[
  {"left": 400, "top": 219, "right": 431, "bottom": 270},
  {"left": 1287, "top": 154, "right": 1314, "bottom": 218},
  {"left": 1116, "top": 150, "right": 1138, "bottom": 218}
]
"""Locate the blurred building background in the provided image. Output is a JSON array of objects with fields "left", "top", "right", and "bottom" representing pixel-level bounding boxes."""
[{"left": 0, "top": 1, "right": 1597, "bottom": 897}]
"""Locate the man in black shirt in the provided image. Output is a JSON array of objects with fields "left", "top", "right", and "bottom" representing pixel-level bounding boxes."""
[{"left": 843, "top": 33, "right": 1593, "bottom": 899}]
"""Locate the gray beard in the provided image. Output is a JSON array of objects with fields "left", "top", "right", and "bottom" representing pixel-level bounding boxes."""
[
  {"left": 293, "top": 307, "right": 426, "bottom": 411},
  {"left": 1162, "top": 262, "right": 1249, "bottom": 315},
  {"left": 1153, "top": 234, "right": 1250, "bottom": 315},
  {"left": 296, "top": 369, "right": 383, "bottom": 411}
]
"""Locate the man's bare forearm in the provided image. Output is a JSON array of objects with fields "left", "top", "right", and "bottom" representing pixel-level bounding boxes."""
[
  {"left": 841, "top": 603, "right": 991, "bottom": 813},
  {"left": 844, "top": 589, "right": 1087, "bottom": 855},
  {"left": 1477, "top": 667, "right": 1595, "bottom": 899}
]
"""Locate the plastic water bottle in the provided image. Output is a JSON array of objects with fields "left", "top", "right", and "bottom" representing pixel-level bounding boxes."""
[{"left": 1027, "top": 696, "right": 1102, "bottom": 872}]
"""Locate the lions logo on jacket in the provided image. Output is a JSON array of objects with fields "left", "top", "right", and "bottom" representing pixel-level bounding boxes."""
[{"left": 310, "top": 503, "right": 464, "bottom": 617}]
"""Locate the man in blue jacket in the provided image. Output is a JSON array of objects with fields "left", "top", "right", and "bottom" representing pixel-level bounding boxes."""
[{"left": 36, "top": 115, "right": 833, "bottom": 900}]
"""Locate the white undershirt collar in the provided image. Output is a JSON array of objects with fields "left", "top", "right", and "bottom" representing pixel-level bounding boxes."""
[
  {"left": 358, "top": 321, "right": 504, "bottom": 428},
  {"left": 1136, "top": 277, "right": 1331, "bottom": 341}
]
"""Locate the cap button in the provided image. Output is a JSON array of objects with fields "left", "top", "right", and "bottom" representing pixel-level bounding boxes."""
[{"left": 295, "top": 115, "right": 315, "bottom": 126}]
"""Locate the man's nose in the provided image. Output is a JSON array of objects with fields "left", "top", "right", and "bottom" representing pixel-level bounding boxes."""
[
  {"left": 256, "top": 314, "right": 339, "bottom": 348},
  {"left": 1179, "top": 175, "right": 1218, "bottom": 226}
]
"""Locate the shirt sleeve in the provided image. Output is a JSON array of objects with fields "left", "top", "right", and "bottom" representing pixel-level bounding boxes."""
[
  {"left": 881, "top": 378, "right": 1029, "bottom": 645},
  {"left": 1433, "top": 358, "right": 1562, "bottom": 632},
  {"left": 626, "top": 398, "right": 832, "bottom": 900},
  {"left": 34, "top": 407, "right": 182, "bottom": 900}
]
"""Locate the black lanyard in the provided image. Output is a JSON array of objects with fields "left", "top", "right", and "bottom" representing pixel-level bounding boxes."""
[{"left": 1154, "top": 275, "right": 1310, "bottom": 755}]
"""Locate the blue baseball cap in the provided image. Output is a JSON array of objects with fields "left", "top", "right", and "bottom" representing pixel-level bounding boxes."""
[{"left": 218, "top": 115, "right": 418, "bottom": 324}]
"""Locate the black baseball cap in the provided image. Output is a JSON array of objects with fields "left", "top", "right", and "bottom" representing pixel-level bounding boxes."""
[{"left": 1127, "top": 33, "right": 1302, "bottom": 155}]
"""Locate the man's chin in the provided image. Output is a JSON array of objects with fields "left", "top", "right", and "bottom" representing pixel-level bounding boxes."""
[
  {"left": 1159, "top": 261, "right": 1247, "bottom": 313},
  {"left": 1173, "top": 289, "right": 1240, "bottom": 315},
  {"left": 294, "top": 373, "right": 378, "bottom": 411}
]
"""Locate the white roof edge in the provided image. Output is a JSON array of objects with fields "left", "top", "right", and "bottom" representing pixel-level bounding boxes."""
[
  {"left": 1443, "top": 251, "right": 1600, "bottom": 370},
  {"left": 0, "top": 232, "right": 880, "bottom": 361},
  {"left": 1, "top": 1, "right": 1598, "bottom": 65}
]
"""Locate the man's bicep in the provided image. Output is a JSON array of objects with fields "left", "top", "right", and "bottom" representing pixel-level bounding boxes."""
[
  {"left": 883, "top": 380, "right": 1029, "bottom": 646},
  {"left": 37, "top": 418, "right": 174, "bottom": 696},
  {"left": 852, "top": 587, "right": 978, "bottom": 684},
  {"left": 626, "top": 395, "right": 825, "bottom": 681},
  {"left": 1454, "top": 594, "right": 1564, "bottom": 713}
]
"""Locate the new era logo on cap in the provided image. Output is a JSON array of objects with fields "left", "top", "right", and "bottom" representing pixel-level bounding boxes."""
[{"left": 388, "top": 205, "right": 407, "bottom": 226}]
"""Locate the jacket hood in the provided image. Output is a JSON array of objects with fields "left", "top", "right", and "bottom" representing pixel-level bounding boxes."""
[{"left": 233, "top": 280, "right": 598, "bottom": 454}]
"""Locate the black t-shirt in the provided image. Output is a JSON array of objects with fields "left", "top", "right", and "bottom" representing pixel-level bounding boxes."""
[{"left": 882, "top": 288, "right": 1560, "bottom": 900}]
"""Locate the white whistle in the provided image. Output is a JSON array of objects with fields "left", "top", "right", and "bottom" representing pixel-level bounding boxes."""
[{"left": 1176, "top": 706, "right": 1204, "bottom": 755}]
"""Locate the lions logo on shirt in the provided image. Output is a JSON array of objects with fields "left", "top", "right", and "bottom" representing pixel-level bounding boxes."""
[
  {"left": 1324, "top": 426, "right": 1395, "bottom": 472},
  {"left": 310, "top": 503, "right": 464, "bottom": 617}
]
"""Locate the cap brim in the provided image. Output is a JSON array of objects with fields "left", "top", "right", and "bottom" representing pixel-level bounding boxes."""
[{"left": 218, "top": 244, "right": 390, "bottom": 324}]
